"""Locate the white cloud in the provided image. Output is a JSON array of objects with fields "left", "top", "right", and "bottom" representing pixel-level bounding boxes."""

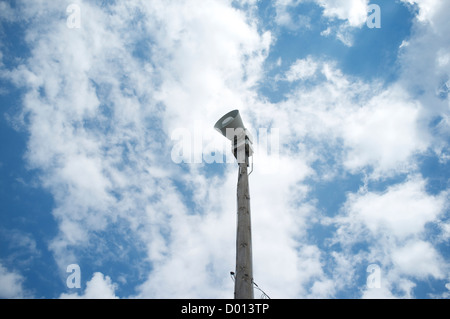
[
  {"left": 273, "top": 0, "right": 375, "bottom": 46},
  {"left": 335, "top": 22, "right": 356, "bottom": 47},
  {"left": 274, "top": 0, "right": 302, "bottom": 29},
  {"left": 3, "top": 0, "right": 449, "bottom": 299},
  {"left": 1, "top": 229, "right": 38, "bottom": 256},
  {"left": 340, "top": 176, "right": 445, "bottom": 240},
  {"left": 275, "top": 0, "right": 369, "bottom": 29},
  {"left": 332, "top": 176, "right": 448, "bottom": 297},
  {"left": 250, "top": 159, "right": 318, "bottom": 298},
  {"left": 320, "top": 27, "right": 332, "bottom": 37},
  {"left": 392, "top": 241, "right": 445, "bottom": 279},
  {"left": 270, "top": 59, "right": 429, "bottom": 178},
  {"left": 401, "top": 0, "right": 442, "bottom": 23},
  {"left": 135, "top": 155, "right": 316, "bottom": 298},
  {"left": 283, "top": 56, "right": 318, "bottom": 82},
  {"left": 4, "top": 0, "right": 276, "bottom": 298},
  {"left": 317, "top": 0, "right": 369, "bottom": 27},
  {"left": 398, "top": 1, "right": 450, "bottom": 104},
  {"left": 0, "top": 264, "right": 28, "bottom": 298},
  {"left": 395, "top": 0, "right": 450, "bottom": 164},
  {"left": 361, "top": 285, "right": 396, "bottom": 299},
  {"left": 0, "top": 1, "right": 16, "bottom": 22},
  {"left": 60, "top": 272, "right": 118, "bottom": 299},
  {"left": 342, "top": 86, "right": 429, "bottom": 175}
]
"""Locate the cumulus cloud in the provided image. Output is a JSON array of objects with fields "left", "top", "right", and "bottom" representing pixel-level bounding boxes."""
[
  {"left": 401, "top": 0, "right": 442, "bottom": 23},
  {"left": 267, "top": 58, "right": 429, "bottom": 178},
  {"left": 275, "top": 0, "right": 369, "bottom": 28},
  {"left": 283, "top": 56, "right": 318, "bottom": 82},
  {"left": 342, "top": 85, "right": 429, "bottom": 175},
  {"left": 339, "top": 176, "right": 445, "bottom": 240},
  {"left": 394, "top": 0, "right": 450, "bottom": 173},
  {"left": 0, "top": 1, "right": 16, "bottom": 23},
  {"left": 392, "top": 241, "right": 445, "bottom": 279},
  {"left": 60, "top": 272, "right": 118, "bottom": 299},
  {"left": 3, "top": 0, "right": 276, "bottom": 298},
  {"left": 274, "top": 0, "right": 301, "bottom": 28},
  {"left": 2, "top": 0, "right": 449, "bottom": 299},
  {"left": 317, "top": 0, "right": 369, "bottom": 27},
  {"left": 0, "top": 264, "right": 28, "bottom": 298},
  {"left": 332, "top": 176, "right": 448, "bottom": 297},
  {"left": 274, "top": 0, "right": 370, "bottom": 45},
  {"left": 398, "top": 0, "right": 450, "bottom": 108}
]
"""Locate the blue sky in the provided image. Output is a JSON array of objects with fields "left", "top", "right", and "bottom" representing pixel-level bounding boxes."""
[{"left": 0, "top": 0, "right": 449, "bottom": 299}]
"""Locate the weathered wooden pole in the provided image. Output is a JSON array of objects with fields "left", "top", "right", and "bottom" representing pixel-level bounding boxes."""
[
  {"left": 214, "top": 110, "right": 254, "bottom": 299},
  {"left": 234, "top": 159, "right": 254, "bottom": 299}
]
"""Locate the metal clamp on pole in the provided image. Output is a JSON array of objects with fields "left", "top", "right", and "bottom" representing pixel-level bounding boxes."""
[{"left": 232, "top": 129, "right": 253, "bottom": 166}]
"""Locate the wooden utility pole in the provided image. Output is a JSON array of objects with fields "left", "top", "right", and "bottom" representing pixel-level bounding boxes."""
[
  {"left": 213, "top": 110, "right": 254, "bottom": 299},
  {"left": 234, "top": 158, "right": 254, "bottom": 299}
]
